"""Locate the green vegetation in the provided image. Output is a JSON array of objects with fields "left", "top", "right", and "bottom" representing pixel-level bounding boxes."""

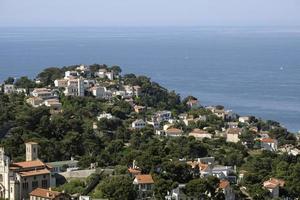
[{"left": 0, "top": 64, "right": 299, "bottom": 199}]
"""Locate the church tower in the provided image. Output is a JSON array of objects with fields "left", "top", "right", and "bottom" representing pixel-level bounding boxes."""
[{"left": 25, "top": 142, "right": 39, "bottom": 161}]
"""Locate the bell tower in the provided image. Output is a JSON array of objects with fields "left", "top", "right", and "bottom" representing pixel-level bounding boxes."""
[{"left": 25, "top": 142, "right": 38, "bottom": 161}]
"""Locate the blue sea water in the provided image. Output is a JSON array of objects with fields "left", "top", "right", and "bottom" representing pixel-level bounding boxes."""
[{"left": 0, "top": 27, "right": 299, "bottom": 132}]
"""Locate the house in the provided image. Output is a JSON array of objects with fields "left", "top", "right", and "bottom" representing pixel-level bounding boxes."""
[
  {"left": 187, "top": 157, "right": 214, "bottom": 177},
  {"left": 83, "top": 80, "right": 95, "bottom": 89},
  {"left": 263, "top": 178, "right": 285, "bottom": 198},
  {"left": 133, "top": 174, "right": 154, "bottom": 200},
  {"left": 212, "top": 166, "right": 234, "bottom": 180},
  {"left": 186, "top": 98, "right": 199, "bottom": 109},
  {"left": 189, "top": 129, "right": 212, "bottom": 140},
  {"left": 0, "top": 142, "right": 55, "bottom": 200},
  {"left": 91, "top": 86, "right": 107, "bottom": 98},
  {"left": 64, "top": 78, "right": 85, "bottom": 96},
  {"left": 132, "top": 119, "right": 146, "bottom": 129},
  {"left": 226, "top": 128, "right": 241, "bottom": 143},
  {"left": 227, "top": 122, "right": 239, "bottom": 129},
  {"left": 76, "top": 65, "right": 91, "bottom": 78},
  {"left": 97, "top": 113, "right": 115, "bottom": 121},
  {"left": 46, "top": 158, "right": 79, "bottom": 173},
  {"left": 44, "top": 99, "right": 62, "bottom": 113},
  {"left": 218, "top": 180, "right": 235, "bottom": 200},
  {"left": 32, "top": 88, "right": 53, "bottom": 99},
  {"left": 26, "top": 97, "right": 44, "bottom": 107},
  {"left": 261, "top": 138, "right": 278, "bottom": 152},
  {"left": 165, "top": 128, "right": 183, "bottom": 137},
  {"left": 29, "top": 188, "right": 71, "bottom": 200},
  {"left": 239, "top": 116, "right": 250, "bottom": 123},
  {"left": 134, "top": 105, "right": 146, "bottom": 113},
  {"left": 165, "top": 184, "right": 193, "bottom": 200},
  {"left": 154, "top": 111, "right": 172, "bottom": 122},
  {"left": 147, "top": 120, "right": 160, "bottom": 129},
  {"left": 133, "top": 85, "right": 142, "bottom": 97},
  {"left": 128, "top": 160, "right": 142, "bottom": 177},
  {"left": 96, "top": 69, "right": 115, "bottom": 80},
  {"left": 64, "top": 71, "right": 78, "bottom": 78},
  {"left": 54, "top": 79, "right": 68, "bottom": 88},
  {"left": 3, "top": 84, "right": 15, "bottom": 94}
]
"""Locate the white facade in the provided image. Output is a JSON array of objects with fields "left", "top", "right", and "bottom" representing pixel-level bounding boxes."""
[
  {"left": 155, "top": 111, "right": 172, "bottom": 122},
  {"left": 4, "top": 84, "right": 15, "bottom": 94},
  {"left": 132, "top": 119, "right": 146, "bottom": 129},
  {"left": 64, "top": 79, "right": 84, "bottom": 96},
  {"left": 32, "top": 88, "right": 52, "bottom": 100},
  {"left": 65, "top": 71, "right": 78, "bottom": 78}
]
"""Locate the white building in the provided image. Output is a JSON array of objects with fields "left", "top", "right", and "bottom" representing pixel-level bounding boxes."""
[
  {"left": 133, "top": 174, "right": 154, "bottom": 200},
  {"left": 239, "top": 116, "right": 250, "bottom": 123},
  {"left": 132, "top": 119, "right": 146, "bottom": 129},
  {"left": 263, "top": 178, "right": 285, "bottom": 198},
  {"left": 32, "top": 88, "right": 53, "bottom": 100},
  {"left": 226, "top": 128, "right": 241, "bottom": 143},
  {"left": 3, "top": 84, "right": 15, "bottom": 94},
  {"left": 261, "top": 138, "right": 278, "bottom": 152},
  {"left": 154, "top": 111, "right": 172, "bottom": 122},
  {"left": 91, "top": 86, "right": 107, "bottom": 98},
  {"left": 65, "top": 71, "right": 78, "bottom": 78},
  {"left": 97, "top": 113, "right": 115, "bottom": 120},
  {"left": 64, "top": 78, "right": 85, "bottom": 96},
  {"left": 189, "top": 129, "right": 212, "bottom": 140},
  {"left": 147, "top": 120, "right": 160, "bottom": 129}
]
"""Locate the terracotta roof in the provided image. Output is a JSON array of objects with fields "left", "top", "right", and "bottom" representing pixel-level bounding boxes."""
[
  {"left": 165, "top": 128, "right": 183, "bottom": 134},
  {"left": 261, "top": 138, "right": 277, "bottom": 143},
  {"left": 219, "top": 180, "right": 230, "bottom": 189},
  {"left": 30, "top": 188, "right": 61, "bottom": 199},
  {"left": 128, "top": 168, "right": 141, "bottom": 175},
  {"left": 19, "top": 168, "right": 50, "bottom": 177},
  {"left": 186, "top": 161, "right": 209, "bottom": 171},
  {"left": 135, "top": 174, "right": 154, "bottom": 184},
  {"left": 263, "top": 178, "right": 285, "bottom": 189},
  {"left": 11, "top": 160, "right": 46, "bottom": 169},
  {"left": 189, "top": 129, "right": 210, "bottom": 135}
]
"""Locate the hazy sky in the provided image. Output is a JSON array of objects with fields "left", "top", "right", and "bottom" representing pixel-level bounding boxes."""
[{"left": 0, "top": 0, "right": 299, "bottom": 27}]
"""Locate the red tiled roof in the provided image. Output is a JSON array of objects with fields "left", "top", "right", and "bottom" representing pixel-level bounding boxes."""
[
  {"left": 261, "top": 138, "right": 277, "bottom": 143},
  {"left": 30, "top": 188, "right": 61, "bottom": 199},
  {"left": 263, "top": 178, "right": 285, "bottom": 189},
  {"left": 128, "top": 168, "right": 141, "bottom": 175},
  {"left": 166, "top": 128, "right": 183, "bottom": 134},
  {"left": 11, "top": 160, "right": 46, "bottom": 169},
  {"left": 19, "top": 169, "right": 50, "bottom": 177},
  {"left": 135, "top": 174, "right": 154, "bottom": 184},
  {"left": 219, "top": 180, "right": 230, "bottom": 189}
]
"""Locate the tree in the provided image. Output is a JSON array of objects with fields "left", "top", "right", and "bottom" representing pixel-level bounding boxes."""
[
  {"left": 15, "top": 76, "right": 36, "bottom": 90},
  {"left": 4, "top": 77, "right": 14, "bottom": 84},
  {"left": 110, "top": 65, "right": 122, "bottom": 74},
  {"left": 98, "top": 176, "right": 137, "bottom": 200},
  {"left": 37, "top": 67, "right": 63, "bottom": 86},
  {"left": 154, "top": 177, "right": 175, "bottom": 199}
]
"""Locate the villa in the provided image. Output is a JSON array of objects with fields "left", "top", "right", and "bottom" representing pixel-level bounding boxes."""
[
  {"left": 0, "top": 142, "right": 55, "bottom": 200},
  {"left": 188, "top": 128, "right": 212, "bottom": 140}
]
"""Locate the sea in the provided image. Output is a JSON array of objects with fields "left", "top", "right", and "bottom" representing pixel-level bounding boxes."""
[{"left": 0, "top": 27, "right": 299, "bottom": 132}]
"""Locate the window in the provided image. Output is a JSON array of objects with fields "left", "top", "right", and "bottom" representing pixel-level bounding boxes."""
[
  {"left": 42, "top": 180, "right": 48, "bottom": 188},
  {"left": 22, "top": 182, "right": 28, "bottom": 190},
  {"left": 32, "top": 181, "right": 38, "bottom": 189}
]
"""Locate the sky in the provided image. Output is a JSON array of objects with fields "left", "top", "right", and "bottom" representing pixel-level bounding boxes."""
[{"left": 0, "top": 0, "right": 299, "bottom": 27}]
